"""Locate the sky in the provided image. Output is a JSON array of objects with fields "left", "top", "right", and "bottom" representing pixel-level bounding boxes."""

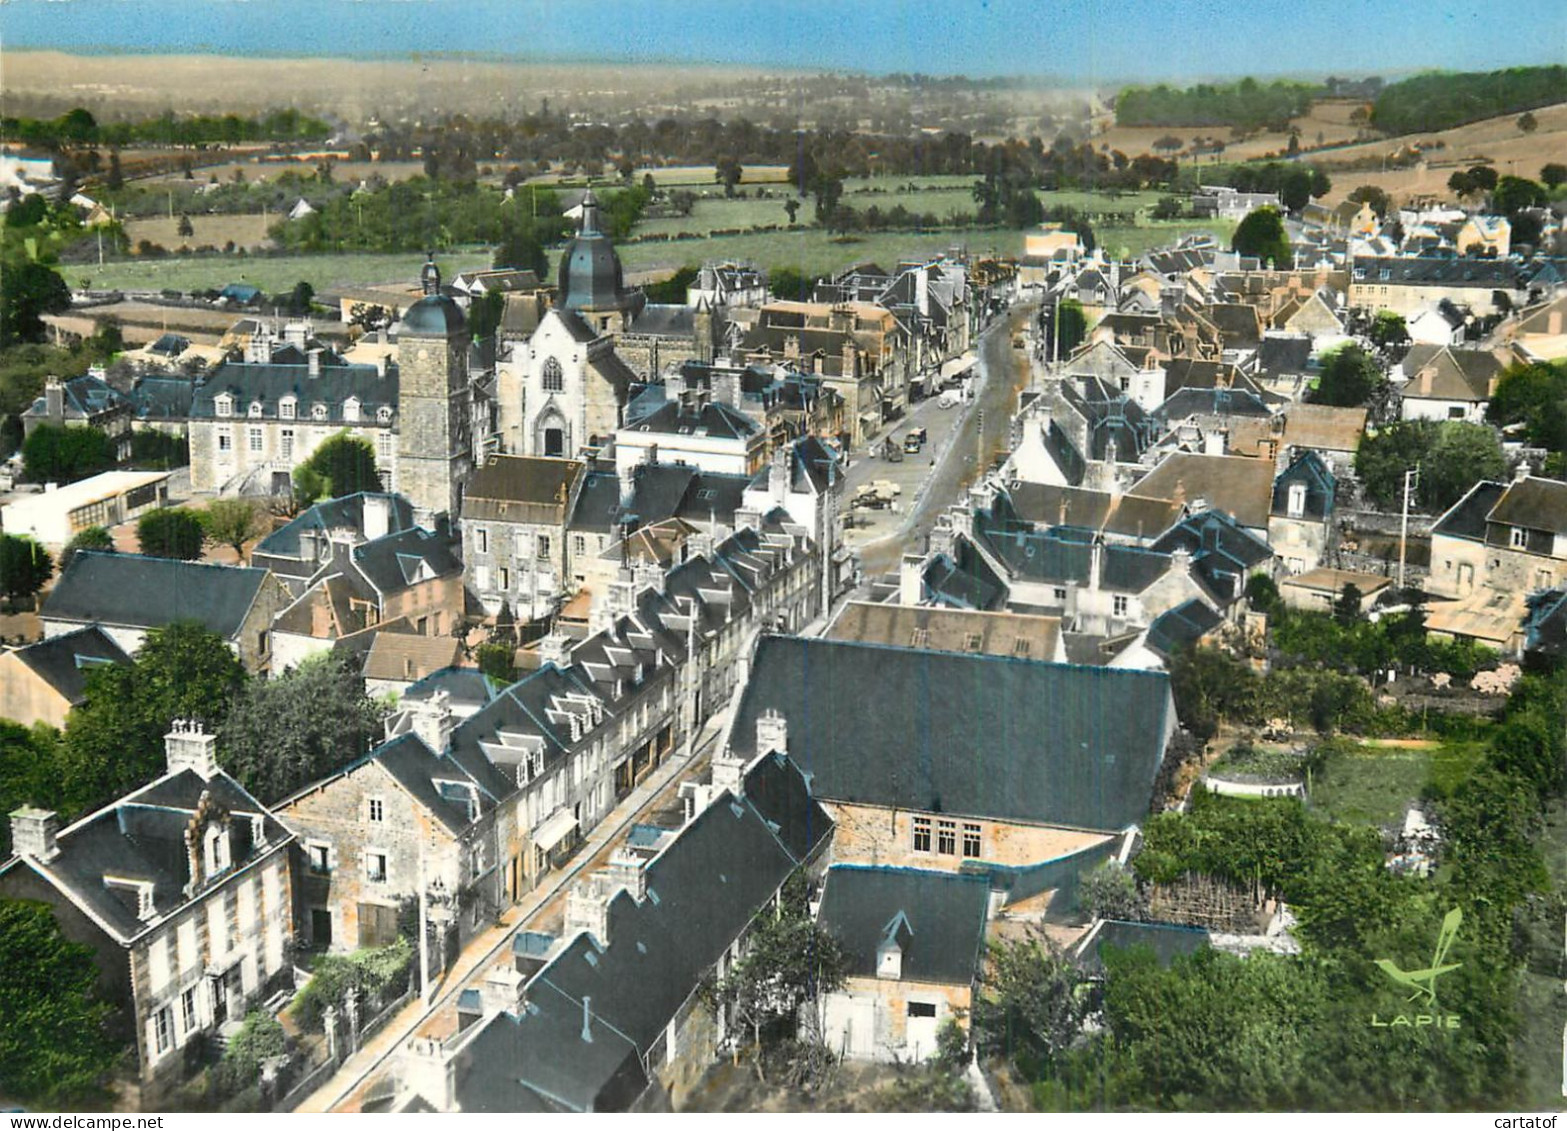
[{"left": 0, "top": 0, "right": 1563, "bottom": 83}]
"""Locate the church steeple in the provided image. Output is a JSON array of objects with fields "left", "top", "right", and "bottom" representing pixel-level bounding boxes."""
[{"left": 578, "top": 190, "right": 601, "bottom": 236}]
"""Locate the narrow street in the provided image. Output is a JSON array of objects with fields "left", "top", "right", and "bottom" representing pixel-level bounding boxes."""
[
  {"left": 293, "top": 711, "right": 730, "bottom": 1113},
  {"left": 850, "top": 303, "right": 1035, "bottom": 579}
]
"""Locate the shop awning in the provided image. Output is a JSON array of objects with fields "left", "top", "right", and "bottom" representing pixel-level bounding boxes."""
[{"left": 532, "top": 808, "right": 579, "bottom": 852}]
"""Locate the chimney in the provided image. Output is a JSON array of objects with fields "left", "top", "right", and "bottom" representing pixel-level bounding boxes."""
[
  {"left": 10, "top": 807, "right": 60, "bottom": 863},
  {"left": 565, "top": 872, "right": 612, "bottom": 947},
  {"left": 1170, "top": 545, "right": 1193, "bottom": 577},
  {"left": 605, "top": 848, "right": 647, "bottom": 902},
  {"left": 618, "top": 462, "right": 637, "bottom": 510},
  {"left": 44, "top": 377, "right": 64, "bottom": 424},
  {"left": 408, "top": 690, "right": 455, "bottom": 754},
  {"left": 711, "top": 742, "right": 746, "bottom": 796},
  {"left": 363, "top": 494, "right": 391, "bottom": 541},
  {"left": 1088, "top": 537, "right": 1104, "bottom": 595},
  {"left": 479, "top": 962, "right": 526, "bottom": 1017},
  {"left": 1514, "top": 459, "right": 1532, "bottom": 484},
  {"left": 581, "top": 996, "right": 594, "bottom": 1044},
  {"left": 769, "top": 445, "right": 790, "bottom": 504},
  {"left": 398, "top": 1037, "right": 457, "bottom": 1113},
  {"left": 899, "top": 552, "right": 925, "bottom": 606},
  {"left": 307, "top": 348, "right": 322, "bottom": 378},
  {"left": 713, "top": 364, "right": 742, "bottom": 410},
  {"left": 165, "top": 719, "right": 218, "bottom": 779},
  {"left": 1203, "top": 428, "right": 1227, "bottom": 457},
  {"left": 538, "top": 633, "right": 573, "bottom": 669},
  {"left": 756, "top": 708, "right": 788, "bottom": 757},
  {"left": 376, "top": 353, "right": 389, "bottom": 379}
]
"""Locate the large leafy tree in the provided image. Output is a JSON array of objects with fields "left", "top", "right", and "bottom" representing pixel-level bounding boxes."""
[
  {"left": 58, "top": 622, "right": 246, "bottom": 814},
  {"left": 1231, "top": 207, "right": 1291, "bottom": 268},
  {"left": 201, "top": 497, "right": 264, "bottom": 562},
  {"left": 492, "top": 224, "right": 548, "bottom": 279},
  {"left": 294, "top": 431, "right": 379, "bottom": 502},
  {"left": 1487, "top": 360, "right": 1567, "bottom": 452},
  {"left": 58, "top": 525, "right": 113, "bottom": 571},
  {"left": 0, "top": 899, "right": 118, "bottom": 1103},
  {"left": 1355, "top": 419, "right": 1503, "bottom": 511},
  {"left": 218, "top": 652, "right": 383, "bottom": 803},
  {"left": 0, "top": 534, "right": 52, "bottom": 606},
  {"left": 1310, "top": 343, "right": 1384, "bottom": 407},
  {"left": 21, "top": 423, "right": 115, "bottom": 484},
  {"left": 137, "top": 506, "right": 206, "bottom": 560},
  {"left": 706, "top": 873, "right": 847, "bottom": 1065},
  {"left": 970, "top": 926, "right": 1086, "bottom": 1073},
  {"left": 0, "top": 259, "right": 71, "bottom": 347},
  {"left": 0, "top": 722, "right": 66, "bottom": 855}
]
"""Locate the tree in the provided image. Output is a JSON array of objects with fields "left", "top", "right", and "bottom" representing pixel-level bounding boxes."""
[
  {"left": 21, "top": 423, "right": 115, "bottom": 484},
  {"left": 293, "top": 431, "right": 379, "bottom": 502},
  {"left": 1347, "top": 184, "right": 1392, "bottom": 218},
  {"left": 1487, "top": 360, "right": 1567, "bottom": 451},
  {"left": 176, "top": 213, "right": 194, "bottom": 239},
  {"left": 1231, "top": 207, "right": 1291, "bottom": 268},
  {"left": 1421, "top": 421, "right": 1506, "bottom": 512},
  {"left": 1354, "top": 419, "right": 1439, "bottom": 510},
  {"left": 705, "top": 873, "right": 847, "bottom": 1069},
  {"left": 59, "top": 525, "right": 113, "bottom": 571},
  {"left": 0, "top": 534, "right": 52, "bottom": 607},
  {"left": 492, "top": 226, "right": 548, "bottom": 279},
  {"left": 1518, "top": 111, "right": 1538, "bottom": 134},
  {"left": 783, "top": 198, "right": 800, "bottom": 226},
  {"left": 0, "top": 899, "right": 118, "bottom": 1103},
  {"left": 214, "top": 1009, "right": 287, "bottom": 1099},
  {"left": 1492, "top": 175, "right": 1546, "bottom": 217},
  {"left": 715, "top": 156, "right": 743, "bottom": 198},
  {"left": 1368, "top": 309, "right": 1409, "bottom": 349},
  {"left": 768, "top": 265, "right": 818, "bottom": 301},
  {"left": 137, "top": 506, "right": 206, "bottom": 560},
  {"left": 971, "top": 925, "right": 1086, "bottom": 1072},
  {"left": 105, "top": 149, "right": 123, "bottom": 191},
  {"left": 218, "top": 652, "right": 382, "bottom": 802},
  {"left": 466, "top": 290, "right": 505, "bottom": 340},
  {"left": 1081, "top": 860, "right": 1146, "bottom": 922},
  {"left": 1310, "top": 343, "right": 1384, "bottom": 407},
  {"left": 1051, "top": 298, "right": 1088, "bottom": 360},
  {"left": 1467, "top": 164, "right": 1499, "bottom": 193},
  {"left": 1542, "top": 163, "right": 1567, "bottom": 189},
  {"left": 642, "top": 265, "right": 699, "bottom": 304},
  {"left": 0, "top": 259, "right": 71, "bottom": 347},
  {"left": 201, "top": 498, "right": 263, "bottom": 561},
  {"left": 58, "top": 622, "right": 246, "bottom": 814},
  {"left": 476, "top": 641, "right": 518, "bottom": 686},
  {"left": 1333, "top": 583, "right": 1364, "bottom": 625},
  {"left": 1448, "top": 170, "right": 1475, "bottom": 199},
  {"left": 289, "top": 280, "right": 315, "bottom": 315}
]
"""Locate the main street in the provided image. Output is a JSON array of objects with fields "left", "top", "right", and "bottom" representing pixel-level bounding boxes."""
[{"left": 844, "top": 302, "right": 1035, "bottom": 580}]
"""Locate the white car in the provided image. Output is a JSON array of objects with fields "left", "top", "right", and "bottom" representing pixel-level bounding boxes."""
[{"left": 937, "top": 390, "right": 960, "bottom": 408}]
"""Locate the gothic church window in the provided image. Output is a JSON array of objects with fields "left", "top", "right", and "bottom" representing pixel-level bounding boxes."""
[{"left": 542, "top": 357, "right": 564, "bottom": 392}]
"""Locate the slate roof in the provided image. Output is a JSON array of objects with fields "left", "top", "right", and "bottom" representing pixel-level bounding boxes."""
[
  {"left": 2, "top": 767, "right": 290, "bottom": 943},
  {"left": 400, "top": 667, "right": 501, "bottom": 715},
  {"left": 127, "top": 376, "right": 196, "bottom": 423},
  {"left": 1156, "top": 387, "right": 1272, "bottom": 422},
  {"left": 1353, "top": 256, "right": 1524, "bottom": 288},
  {"left": 1256, "top": 335, "right": 1313, "bottom": 377},
  {"left": 42, "top": 552, "right": 273, "bottom": 639},
  {"left": 24, "top": 373, "right": 129, "bottom": 422},
  {"left": 1151, "top": 510, "right": 1274, "bottom": 603},
  {"left": 453, "top": 750, "right": 831, "bottom": 1112},
  {"left": 350, "top": 527, "right": 463, "bottom": 594},
  {"left": 817, "top": 865, "right": 990, "bottom": 986},
  {"left": 1144, "top": 598, "right": 1224, "bottom": 659},
  {"left": 1004, "top": 483, "right": 1181, "bottom": 542},
  {"left": 1486, "top": 476, "right": 1567, "bottom": 537},
  {"left": 191, "top": 358, "right": 397, "bottom": 424},
  {"left": 732, "top": 635, "right": 1173, "bottom": 831},
  {"left": 972, "top": 503, "right": 1171, "bottom": 596},
  {"left": 362, "top": 631, "right": 464, "bottom": 684},
  {"left": 1432, "top": 480, "right": 1507, "bottom": 543},
  {"left": 923, "top": 538, "right": 1006, "bottom": 610},
  {"left": 622, "top": 394, "right": 760, "bottom": 441},
  {"left": 463, "top": 457, "right": 585, "bottom": 525},
  {"left": 253, "top": 493, "right": 417, "bottom": 565},
  {"left": 624, "top": 303, "right": 695, "bottom": 338},
  {"left": 1400, "top": 345, "right": 1504, "bottom": 402},
  {"left": 1074, "top": 919, "right": 1211, "bottom": 976},
  {"left": 1271, "top": 450, "right": 1336, "bottom": 521},
  {"left": 6, "top": 625, "right": 129, "bottom": 705}
]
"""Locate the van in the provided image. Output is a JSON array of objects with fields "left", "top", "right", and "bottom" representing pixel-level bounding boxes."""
[{"left": 938, "top": 389, "right": 960, "bottom": 409}]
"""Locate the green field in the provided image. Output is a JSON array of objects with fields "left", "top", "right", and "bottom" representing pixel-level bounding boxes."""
[
  {"left": 1308, "top": 739, "right": 1487, "bottom": 828},
  {"left": 616, "top": 228, "right": 1014, "bottom": 277},
  {"left": 71, "top": 250, "right": 494, "bottom": 296}
]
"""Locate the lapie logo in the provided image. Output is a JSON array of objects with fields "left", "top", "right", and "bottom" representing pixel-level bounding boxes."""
[{"left": 1370, "top": 906, "right": 1463, "bottom": 1030}]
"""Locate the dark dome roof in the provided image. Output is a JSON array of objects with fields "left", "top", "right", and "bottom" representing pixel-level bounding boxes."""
[
  {"left": 557, "top": 191, "right": 631, "bottom": 313},
  {"left": 401, "top": 294, "right": 466, "bottom": 337}
]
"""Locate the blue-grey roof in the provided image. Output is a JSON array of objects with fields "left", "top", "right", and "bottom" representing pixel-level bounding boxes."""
[
  {"left": 7, "top": 625, "right": 129, "bottom": 705},
  {"left": 253, "top": 493, "right": 416, "bottom": 565},
  {"left": 818, "top": 865, "right": 990, "bottom": 985},
  {"left": 401, "top": 294, "right": 466, "bottom": 336},
  {"left": 1432, "top": 480, "right": 1506, "bottom": 543},
  {"left": 1076, "top": 919, "right": 1211, "bottom": 976},
  {"left": 623, "top": 392, "right": 759, "bottom": 441},
  {"left": 42, "top": 552, "right": 273, "bottom": 639},
  {"left": 127, "top": 375, "right": 196, "bottom": 423},
  {"left": 1271, "top": 450, "right": 1336, "bottom": 520},
  {"left": 25, "top": 373, "right": 129, "bottom": 421},
  {"left": 1145, "top": 598, "right": 1224, "bottom": 658},
  {"left": 350, "top": 527, "right": 463, "bottom": 594},
  {"left": 732, "top": 636, "right": 1174, "bottom": 831}
]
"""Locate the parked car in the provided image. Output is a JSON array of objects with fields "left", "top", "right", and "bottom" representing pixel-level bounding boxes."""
[
  {"left": 938, "top": 389, "right": 961, "bottom": 409},
  {"left": 903, "top": 427, "right": 927, "bottom": 452}
]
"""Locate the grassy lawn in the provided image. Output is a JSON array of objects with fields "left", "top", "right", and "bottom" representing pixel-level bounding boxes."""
[
  {"left": 1309, "top": 743, "right": 1435, "bottom": 828},
  {"left": 70, "top": 250, "right": 494, "bottom": 296},
  {"left": 1098, "top": 217, "right": 1237, "bottom": 259},
  {"left": 616, "top": 227, "right": 1015, "bottom": 277}
]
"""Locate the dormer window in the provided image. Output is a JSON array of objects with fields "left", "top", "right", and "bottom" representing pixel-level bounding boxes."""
[
  {"left": 248, "top": 400, "right": 264, "bottom": 418},
  {"left": 105, "top": 876, "right": 156, "bottom": 922},
  {"left": 312, "top": 403, "right": 329, "bottom": 421},
  {"left": 343, "top": 397, "right": 360, "bottom": 423},
  {"left": 1511, "top": 527, "right": 1529, "bottom": 550},
  {"left": 377, "top": 406, "right": 393, "bottom": 424},
  {"left": 203, "top": 824, "right": 229, "bottom": 878},
  {"left": 215, "top": 395, "right": 233, "bottom": 418},
  {"left": 280, "top": 396, "right": 297, "bottom": 420},
  {"left": 1287, "top": 482, "right": 1307, "bottom": 519}
]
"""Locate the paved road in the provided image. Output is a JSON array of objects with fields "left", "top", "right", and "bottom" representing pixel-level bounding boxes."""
[{"left": 853, "top": 304, "right": 1035, "bottom": 579}]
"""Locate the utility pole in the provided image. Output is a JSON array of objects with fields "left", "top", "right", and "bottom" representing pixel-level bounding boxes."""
[{"left": 1397, "top": 465, "right": 1419, "bottom": 593}]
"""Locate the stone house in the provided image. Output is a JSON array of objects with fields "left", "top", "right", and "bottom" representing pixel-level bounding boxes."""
[
  {"left": 0, "top": 724, "right": 295, "bottom": 1104},
  {"left": 0, "top": 625, "right": 129, "bottom": 729},
  {"left": 461, "top": 455, "right": 587, "bottom": 622},
  {"left": 1397, "top": 344, "right": 1505, "bottom": 424},
  {"left": 41, "top": 552, "right": 291, "bottom": 673},
  {"left": 1267, "top": 449, "right": 1337, "bottom": 575},
  {"left": 22, "top": 372, "right": 134, "bottom": 462},
  {"left": 816, "top": 865, "right": 991, "bottom": 1063}
]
